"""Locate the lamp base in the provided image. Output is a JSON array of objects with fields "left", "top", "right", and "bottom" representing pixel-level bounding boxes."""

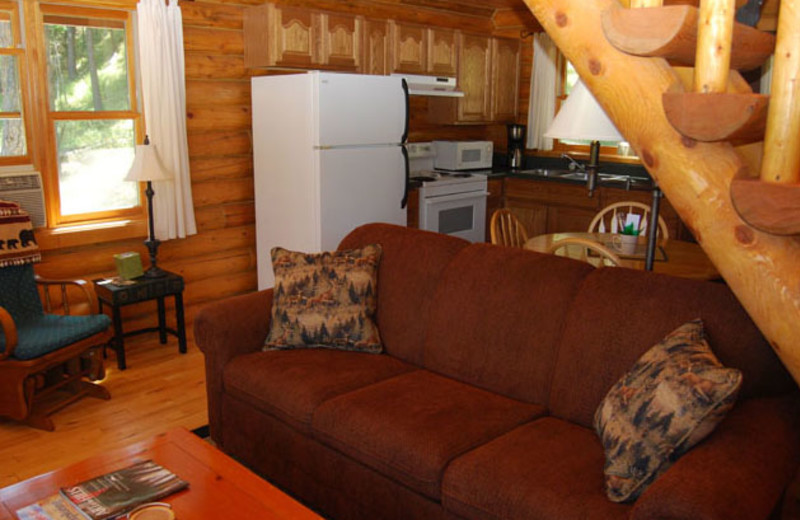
[{"left": 144, "top": 266, "right": 169, "bottom": 278}]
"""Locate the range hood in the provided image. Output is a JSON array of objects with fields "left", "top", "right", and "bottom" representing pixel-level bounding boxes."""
[{"left": 393, "top": 73, "right": 465, "bottom": 97}]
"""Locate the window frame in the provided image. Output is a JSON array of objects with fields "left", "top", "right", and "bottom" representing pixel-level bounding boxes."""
[
  {"left": 0, "top": 0, "right": 34, "bottom": 166},
  {"left": 29, "top": 2, "right": 144, "bottom": 228}
]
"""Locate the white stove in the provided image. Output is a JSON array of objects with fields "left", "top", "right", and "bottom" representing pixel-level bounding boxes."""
[{"left": 407, "top": 142, "right": 489, "bottom": 242}]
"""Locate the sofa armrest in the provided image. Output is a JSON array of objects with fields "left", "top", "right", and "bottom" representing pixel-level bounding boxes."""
[
  {"left": 631, "top": 394, "right": 800, "bottom": 520},
  {"left": 194, "top": 289, "right": 274, "bottom": 443}
]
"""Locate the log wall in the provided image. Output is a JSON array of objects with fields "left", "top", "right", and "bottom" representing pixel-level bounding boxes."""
[{"left": 35, "top": 0, "right": 537, "bottom": 336}]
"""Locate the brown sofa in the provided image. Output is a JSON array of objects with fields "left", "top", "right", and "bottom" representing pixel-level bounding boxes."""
[{"left": 195, "top": 223, "right": 800, "bottom": 520}]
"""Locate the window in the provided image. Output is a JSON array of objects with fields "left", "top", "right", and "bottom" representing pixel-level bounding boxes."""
[
  {"left": 554, "top": 60, "right": 627, "bottom": 157},
  {"left": 0, "top": 0, "right": 30, "bottom": 164},
  {"left": 39, "top": 4, "right": 141, "bottom": 225}
]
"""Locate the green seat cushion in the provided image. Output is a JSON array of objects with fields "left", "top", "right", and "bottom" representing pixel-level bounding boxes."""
[
  {"left": 1, "top": 314, "right": 111, "bottom": 360},
  {"left": 0, "top": 264, "right": 44, "bottom": 322}
]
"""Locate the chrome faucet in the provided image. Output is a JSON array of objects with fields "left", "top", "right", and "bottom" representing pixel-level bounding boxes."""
[{"left": 562, "top": 153, "right": 586, "bottom": 172}]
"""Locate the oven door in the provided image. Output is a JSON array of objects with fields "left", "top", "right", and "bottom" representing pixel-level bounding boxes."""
[{"left": 420, "top": 190, "right": 488, "bottom": 243}]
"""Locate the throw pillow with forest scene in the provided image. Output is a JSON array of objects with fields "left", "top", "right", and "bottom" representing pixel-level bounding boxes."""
[{"left": 264, "top": 244, "right": 383, "bottom": 353}]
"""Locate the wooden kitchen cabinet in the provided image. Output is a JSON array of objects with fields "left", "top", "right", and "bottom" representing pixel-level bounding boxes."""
[
  {"left": 504, "top": 177, "right": 690, "bottom": 241},
  {"left": 363, "top": 19, "right": 391, "bottom": 75},
  {"left": 244, "top": 4, "right": 361, "bottom": 71},
  {"left": 391, "top": 22, "right": 428, "bottom": 74},
  {"left": 457, "top": 33, "right": 492, "bottom": 122},
  {"left": 390, "top": 23, "right": 457, "bottom": 76},
  {"left": 491, "top": 37, "right": 521, "bottom": 122},
  {"left": 244, "top": 4, "right": 316, "bottom": 68},
  {"left": 320, "top": 13, "right": 361, "bottom": 71},
  {"left": 505, "top": 178, "right": 601, "bottom": 236},
  {"left": 427, "top": 34, "right": 520, "bottom": 124},
  {"left": 428, "top": 28, "right": 458, "bottom": 76}
]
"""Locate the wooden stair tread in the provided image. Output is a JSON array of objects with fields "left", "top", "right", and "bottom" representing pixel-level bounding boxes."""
[
  {"left": 731, "top": 178, "right": 800, "bottom": 235},
  {"left": 602, "top": 5, "right": 775, "bottom": 71},
  {"left": 663, "top": 89, "right": 769, "bottom": 144}
]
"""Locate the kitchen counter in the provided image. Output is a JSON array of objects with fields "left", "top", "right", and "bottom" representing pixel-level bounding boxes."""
[{"left": 408, "top": 167, "right": 653, "bottom": 192}]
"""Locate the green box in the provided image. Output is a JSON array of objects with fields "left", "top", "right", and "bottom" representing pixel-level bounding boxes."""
[{"left": 114, "top": 251, "right": 144, "bottom": 280}]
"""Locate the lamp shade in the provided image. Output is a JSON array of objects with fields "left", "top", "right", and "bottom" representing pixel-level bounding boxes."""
[
  {"left": 544, "top": 79, "right": 623, "bottom": 142},
  {"left": 124, "top": 139, "right": 172, "bottom": 183}
]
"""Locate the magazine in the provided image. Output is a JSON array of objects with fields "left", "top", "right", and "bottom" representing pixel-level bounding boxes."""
[
  {"left": 58, "top": 460, "right": 188, "bottom": 520},
  {"left": 16, "top": 494, "right": 85, "bottom": 520}
]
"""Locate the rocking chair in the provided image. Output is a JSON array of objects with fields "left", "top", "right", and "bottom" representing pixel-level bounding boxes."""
[{"left": 0, "top": 264, "right": 112, "bottom": 430}]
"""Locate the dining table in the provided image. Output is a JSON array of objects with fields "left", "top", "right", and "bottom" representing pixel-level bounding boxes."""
[{"left": 524, "top": 232, "right": 720, "bottom": 281}]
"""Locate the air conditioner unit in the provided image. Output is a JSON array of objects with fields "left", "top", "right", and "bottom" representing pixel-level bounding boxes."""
[{"left": 0, "top": 171, "right": 47, "bottom": 228}]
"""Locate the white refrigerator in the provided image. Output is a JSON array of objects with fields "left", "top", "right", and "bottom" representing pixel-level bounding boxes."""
[{"left": 252, "top": 72, "right": 409, "bottom": 289}]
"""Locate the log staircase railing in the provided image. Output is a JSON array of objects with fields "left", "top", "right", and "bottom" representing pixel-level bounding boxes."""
[{"left": 523, "top": 0, "right": 800, "bottom": 386}]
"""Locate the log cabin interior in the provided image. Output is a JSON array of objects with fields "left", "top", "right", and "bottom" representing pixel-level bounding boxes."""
[{"left": 1, "top": 0, "right": 800, "bottom": 517}]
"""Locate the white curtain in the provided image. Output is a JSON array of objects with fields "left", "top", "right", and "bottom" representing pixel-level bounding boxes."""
[
  {"left": 136, "top": 0, "right": 196, "bottom": 239},
  {"left": 526, "top": 33, "right": 559, "bottom": 151}
]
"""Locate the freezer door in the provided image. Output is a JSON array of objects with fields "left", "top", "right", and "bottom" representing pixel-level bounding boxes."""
[
  {"left": 319, "top": 146, "right": 407, "bottom": 250},
  {"left": 316, "top": 73, "right": 407, "bottom": 147}
]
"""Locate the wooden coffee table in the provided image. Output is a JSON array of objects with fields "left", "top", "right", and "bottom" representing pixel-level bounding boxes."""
[{"left": 0, "top": 428, "right": 322, "bottom": 520}]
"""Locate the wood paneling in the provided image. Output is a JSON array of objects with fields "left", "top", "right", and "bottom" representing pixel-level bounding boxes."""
[{"left": 37, "top": 0, "right": 525, "bottom": 342}]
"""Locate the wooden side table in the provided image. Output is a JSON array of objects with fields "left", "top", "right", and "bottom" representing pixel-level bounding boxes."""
[{"left": 93, "top": 271, "right": 187, "bottom": 370}]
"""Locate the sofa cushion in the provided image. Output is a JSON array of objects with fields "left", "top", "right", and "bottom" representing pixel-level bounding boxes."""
[
  {"left": 223, "top": 349, "right": 417, "bottom": 434},
  {"left": 442, "top": 417, "right": 631, "bottom": 520},
  {"left": 338, "top": 224, "right": 470, "bottom": 366},
  {"left": 548, "top": 268, "right": 794, "bottom": 428},
  {"left": 312, "top": 370, "right": 545, "bottom": 500},
  {"left": 264, "top": 245, "right": 383, "bottom": 353},
  {"left": 422, "top": 243, "right": 593, "bottom": 404},
  {"left": 595, "top": 319, "right": 742, "bottom": 503}
]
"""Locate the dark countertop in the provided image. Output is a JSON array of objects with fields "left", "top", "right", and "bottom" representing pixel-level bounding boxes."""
[{"left": 409, "top": 166, "right": 654, "bottom": 192}]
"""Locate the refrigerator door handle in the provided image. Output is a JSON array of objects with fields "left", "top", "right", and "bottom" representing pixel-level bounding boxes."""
[
  {"left": 401, "top": 144, "right": 409, "bottom": 209},
  {"left": 401, "top": 78, "right": 409, "bottom": 144}
]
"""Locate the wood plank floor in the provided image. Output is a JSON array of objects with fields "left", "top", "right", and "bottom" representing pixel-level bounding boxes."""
[{"left": 0, "top": 334, "right": 208, "bottom": 488}]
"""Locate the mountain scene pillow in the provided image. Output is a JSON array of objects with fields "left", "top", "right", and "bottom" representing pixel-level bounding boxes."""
[
  {"left": 594, "top": 319, "right": 742, "bottom": 503},
  {"left": 264, "top": 244, "right": 383, "bottom": 353}
]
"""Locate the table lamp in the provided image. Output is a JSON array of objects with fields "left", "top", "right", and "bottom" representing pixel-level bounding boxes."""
[
  {"left": 124, "top": 135, "right": 172, "bottom": 278},
  {"left": 544, "top": 79, "right": 623, "bottom": 197}
]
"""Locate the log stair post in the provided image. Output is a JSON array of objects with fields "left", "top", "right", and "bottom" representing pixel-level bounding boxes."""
[
  {"left": 731, "top": 0, "right": 800, "bottom": 235},
  {"left": 523, "top": 0, "right": 800, "bottom": 386}
]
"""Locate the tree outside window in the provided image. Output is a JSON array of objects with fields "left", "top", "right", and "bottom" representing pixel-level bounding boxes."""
[
  {"left": 40, "top": 5, "right": 141, "bottom": 224},
  {"left": 0, "top": 1, "right": 29, "bottom": 162}
]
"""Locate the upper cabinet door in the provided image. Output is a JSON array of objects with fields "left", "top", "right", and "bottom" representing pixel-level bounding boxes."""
[
  {"left": 428, "top": 28, "right": 457, "bottom": 76},
  {"left": 491, "top": 37, "right": 520, "bottom": 122},
  {"left": 244, "top": 4, "right": 317, "bottom": 68},
  {"left": 391, "top": 22, "right": 428, "bottom": 74},
  {"left": 319, "top": 13, "right": 361, "bottom": 71},
  {"left": 457, "top": 33, "right": 492, "bottom": 122},
  {"left": 363, "top": 19, "right": 390, "bottom": 75}
]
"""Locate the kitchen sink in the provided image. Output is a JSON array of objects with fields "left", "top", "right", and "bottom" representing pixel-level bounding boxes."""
[
  {"left": 559, "top": 172, "right": 629, "bottom": 182},
  {"left": 516, "top": 168, "right": 570, "bottom": 177},
  {"left": 513, "top": 168, "right": 651, "bottom": 189}
]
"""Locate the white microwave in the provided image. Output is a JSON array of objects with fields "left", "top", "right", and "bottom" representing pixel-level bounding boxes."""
[{"left": 433, "top": 141, "right": 493, "bottom": 171}]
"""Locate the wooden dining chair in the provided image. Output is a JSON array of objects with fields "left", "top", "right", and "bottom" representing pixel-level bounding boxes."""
[
  {"left": 490, "top": 209, "right": 529, "bottom": 248},
  {"left": 546, "top": 237, "right": 622, "bottom": 268},
  {"left": 588, "top": 201, "right": 669, "bottom": 241}
]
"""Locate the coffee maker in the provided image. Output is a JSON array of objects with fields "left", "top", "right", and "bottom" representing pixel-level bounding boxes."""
[{"left": 507, "top": 124, "right": 526, "bottom": 169}]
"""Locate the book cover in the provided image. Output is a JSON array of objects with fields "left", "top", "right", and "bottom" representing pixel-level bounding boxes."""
[
  {"left": 16, "top": 494, "right": 85, "bottom": 520},
  {"left": 59, "top": 460, "right": 188, "bottom": 520}
]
